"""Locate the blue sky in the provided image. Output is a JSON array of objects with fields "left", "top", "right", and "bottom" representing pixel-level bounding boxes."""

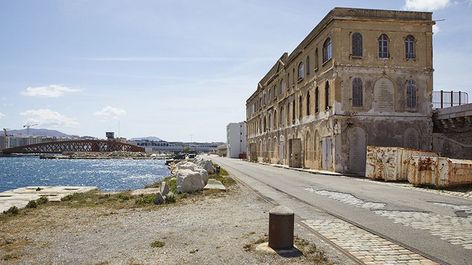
[{"left": 0, "top": 0, "right": 471, "bottom": 142}]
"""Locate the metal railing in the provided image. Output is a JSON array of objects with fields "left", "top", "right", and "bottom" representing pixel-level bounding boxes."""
[{"left": 433, "top": 90, "right": 469, "bottom": 109}]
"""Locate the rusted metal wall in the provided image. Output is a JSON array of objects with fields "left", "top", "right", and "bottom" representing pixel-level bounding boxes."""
[
  {"left": 409, "top": 157, "right": 472, "bottom": 188},
  {"left": 366, "top": 146, "right": 437, "bottom": 182}
]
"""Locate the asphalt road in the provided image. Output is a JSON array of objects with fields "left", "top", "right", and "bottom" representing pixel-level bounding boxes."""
[{"left": 211, "top": 156, "right": 472, "bottom": 265}]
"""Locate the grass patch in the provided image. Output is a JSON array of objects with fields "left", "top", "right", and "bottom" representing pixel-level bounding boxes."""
[
  {"left": 2, "top": 206, "right": 19, "bottom": 215},
  {"left": 2, "top": 253, "right": 19, "bottom": 261},
  {"left": 135, "top": 194, "right": 157, "bottom": 205},
  {"left": 36, "top": 196, "right": 48, "bottom": 205},
  {"left": 208, "top": 163, "right": 236, "bottom": 188},
  {"left": 150, "top": 240, "right": 165, "bottom": 248},
  {"left": 60, "top": 190, "right": 161, "bottom": 209}
]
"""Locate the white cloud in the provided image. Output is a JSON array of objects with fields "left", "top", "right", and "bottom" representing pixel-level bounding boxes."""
[
  {"left": 21, "top": 85, "right": 81, "bottom": 98},
  {"left": 93, "top": 106, "right": 127, "bottom": 120},
  {"left": 0, "top": 112, "right": 4, "bottom": 119},
  {"left": 20, "top": 109, "right": 79, "bottom": 128},
  {"left": 404, "top": 0, "right": 451, "bottom": 11},
  {"left": 433, "top": 24, "right": 441, "bottom": 34}
]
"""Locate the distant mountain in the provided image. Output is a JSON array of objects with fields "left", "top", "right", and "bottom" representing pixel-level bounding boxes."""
[
  {"left": 130, "top": 136, "right": 162, "bottom": 141},
  {"left": 8, "top": 128, "right": 74, "bottom": 138}
]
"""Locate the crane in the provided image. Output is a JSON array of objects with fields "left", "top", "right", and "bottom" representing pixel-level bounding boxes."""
[{"left": 23, "top": 123, "right": 38, "bottom": 136}]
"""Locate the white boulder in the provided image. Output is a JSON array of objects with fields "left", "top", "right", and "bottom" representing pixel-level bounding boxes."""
[
  {"left": 176, "top": 169, "right": 209, "bottom": 193},
  {"left": 194, "top": 156, "right": 216, "bottom": 174}
]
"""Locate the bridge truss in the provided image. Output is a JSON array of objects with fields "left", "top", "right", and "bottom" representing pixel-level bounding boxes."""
[{"left": 1, "top": 140, "right": 145, "bottom": 154}]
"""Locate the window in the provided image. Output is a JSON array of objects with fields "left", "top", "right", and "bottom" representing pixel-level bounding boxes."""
[
  {"left": 352, "top": 32, "right": 363, "bottom": 57},
  {"left": 280, "top": 79, "right": 285, "bottom": 95},
  {"left": 405, "top": 35, "right": 415, "bottom": 59},
  {"left": 314, "top": 48, "right": 319, "bottom": 69},
  {"left": 286, "top": 103, "right": 290, "bottom": 125},
  {"left": 323, "top": 38, "right": 332, "bottom": 63},
  {"left": 299, "top": 96, "right": 303, "bottom": 119},
  {"left": 325, "top": 81, "right": 330, "bottom": 110},
  {"left": 378, "top": 34, "right": 389, "bottom": 58},
  {"left": 352, "top": 78, "right": 363, "bottom": 107},
  {"left": 292, "top": 68, "right": 295, "bottom": 85},
  {"left": 306, "top": 91, "right": 311, "bottom": 115},
  {"left": 315, "top": 87, "right": 319, "bottom": 113},
  {"left": 406, "top": 80, "right": 417, "bottom": 108},
  {"left": 292, "top": 100, "right": 295, "bottom": 124},
  {"left": 297, "top": 62, "right": 304, "bottom": 80},
  {"left": 306, "top": 56, "right": 310, "bottom": 75}
]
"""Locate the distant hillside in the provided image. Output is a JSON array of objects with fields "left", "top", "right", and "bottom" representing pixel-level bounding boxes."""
[
  {"left": 130, "top": 136, "right": 162, "bottom": 141},
  {"left": 8, "top": 128, "right": 74, "bottom": 138}
]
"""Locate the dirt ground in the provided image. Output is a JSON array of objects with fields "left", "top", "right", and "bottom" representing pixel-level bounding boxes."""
[{"left": 0, "top": 183, "right": 332, "bottom": 265}]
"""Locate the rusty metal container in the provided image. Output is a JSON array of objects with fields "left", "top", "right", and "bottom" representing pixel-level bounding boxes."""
[
  {"left": 268, "top": 206, "right": 294, "bottom": 250},
  {"left": 366, "top": 146, "right": 437, "bottom": 182},
  {"left": 409, "top": 157, "right": 472, "bottom": 188}
]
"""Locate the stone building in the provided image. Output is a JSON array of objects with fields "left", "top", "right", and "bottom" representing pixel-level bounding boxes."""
[{"left": 246, "top": 7, "right": 434, "bottom": 175}]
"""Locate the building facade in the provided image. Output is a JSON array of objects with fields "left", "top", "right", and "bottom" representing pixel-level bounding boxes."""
[
  {"left": 226, "top": 122, "right": 247, "bottom": 158},
  {"left": 246, "top": 8, "right": 434, "bottom": 175}
]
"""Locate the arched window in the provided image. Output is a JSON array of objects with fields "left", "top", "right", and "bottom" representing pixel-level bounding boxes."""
[
  {"left": 299, "top": 96, "right": 303, "bottom": 119},
  {"left": 323, "top": 38, "right": 332, "bottom": 63},
  {"left": 306, "top": 56, "right": 310, "bottom": 75},
  {"left": 378, "top": 34, "right": 389, "bottom": 58},
  {"left": 405, "top": 35, "right": 415, "bottom": 59},
  {"left": 325, "top": 81, "right": 330, "bottom": 110},
  {"left": 297, "top": 62, "right": 304, "bottom": 81},
  {"left": 315, "top": 86, "right": 319, "bottom": 113},
  {"left": 352, "top": 32, "right": 363, "bottom": 57},
  {"left": 352, "top": 78, "right": 363, "bottom": 107},
  {"left": 306, "top": 91, "right": 311, "bottom": 115},
  {"left": 314, "top": 48, "right": 319, "bottom": 69},
  {"left": 406, "top": 80, "right": 417, "bottom": 108}
]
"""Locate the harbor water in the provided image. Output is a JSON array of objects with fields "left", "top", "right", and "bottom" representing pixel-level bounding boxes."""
[{"left": 0, "top": 156, "right": 170, "bottom": 192}]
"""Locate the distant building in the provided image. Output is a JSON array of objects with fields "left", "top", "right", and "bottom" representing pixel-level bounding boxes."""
[
  {"left": 226, "top": 122, "right": 247, "bottom": 158},
  {"left": 130, "top": 139, "right": 222, "bottom": 153},
  {"left": 246, "top": 8, "right": 435, "bottom": 175}
]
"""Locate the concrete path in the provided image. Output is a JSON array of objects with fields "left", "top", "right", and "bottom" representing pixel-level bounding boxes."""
[
  {"left": 210, "top": 156, "right": 472, "bottom": 265},
  {"left": 0, "top": 186, "right": 97, "bottom": 212}
]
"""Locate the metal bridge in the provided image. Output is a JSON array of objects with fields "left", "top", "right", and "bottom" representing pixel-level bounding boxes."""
[{"left": 1, "top": 140, "right": 144, "bottom": 154}]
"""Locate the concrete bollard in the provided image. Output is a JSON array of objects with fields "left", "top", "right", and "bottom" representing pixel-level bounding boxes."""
[{"left": 268, "top": 206, "right": 294, "bottom": 250}]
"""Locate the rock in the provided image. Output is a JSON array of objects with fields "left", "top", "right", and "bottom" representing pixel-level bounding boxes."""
[
  {"left": 154, "top": 192, "right": 164, "bottom": 205},
  {"left": 165, "top": 192, "right": 176, "bottom": 203},
  {"left": 176, "top": 161, "right": 200, "bottom": 171},
  {"left": 176, "top": 169, "right": 209, "bottom": 193},
  {"left": 160, "top": 181, "right": 169, "bottom": 196},
  {"left": 194, "top": 156, "right": 216, "bottom": 174}
]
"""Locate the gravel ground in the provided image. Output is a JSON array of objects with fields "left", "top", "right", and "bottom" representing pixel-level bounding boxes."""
[{"left": 0, "top": 184, "right": 334, "bottom": 265}]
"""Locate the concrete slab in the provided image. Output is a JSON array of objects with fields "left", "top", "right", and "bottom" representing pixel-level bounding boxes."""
[
  {"left": 204, "top": 179, "right": 226, "bottom": 191},
  {"left": 131, "top": 188, "right": 161, "bottom": 196},
  {"left": 0, "top": 186, "right": 97, "bottom": 212}
]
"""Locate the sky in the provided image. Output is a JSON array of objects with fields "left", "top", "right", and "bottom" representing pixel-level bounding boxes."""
[{"left": 0, "top": 0, "right": 471, "bottom": 142}]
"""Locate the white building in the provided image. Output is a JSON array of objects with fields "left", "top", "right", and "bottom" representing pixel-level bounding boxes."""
[{"left": 226, "top": 122, "right": 247, "bottom": 158}]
